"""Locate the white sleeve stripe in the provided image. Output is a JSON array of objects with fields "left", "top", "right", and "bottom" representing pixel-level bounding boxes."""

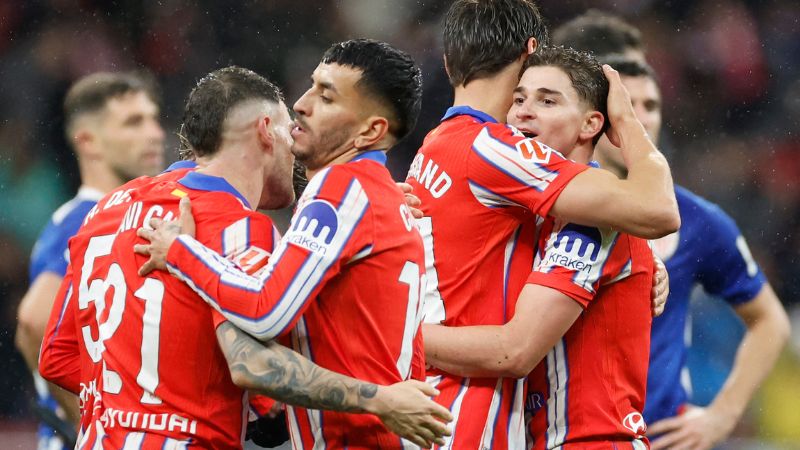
[
  {"left": 606, "top": 259, "right": 633, "bottom": 284},
  {"left": 473, "top": 128, "right": 559, "bottom": 188},
  {"left": 239, "top": 179, "right": 369, "bottom": 338},
  {"left": 222, "top": 217, "right": 250, "bottom": 258},
  {"left": 468, "top": 180, "right": 524, "bottom": 209},
  {"left": 482, "top": 128, "right": 560, "bottom": 178},
  {"left": 174, "top": 176, "right": 370, "bottom": 340},
  {"left": 471, "top": 143, "right": 547, "bottom": 193}
]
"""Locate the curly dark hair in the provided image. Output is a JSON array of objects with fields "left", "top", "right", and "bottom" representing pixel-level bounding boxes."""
[{"left": 322, "top": 39, "right": 422, "bottom": 143}]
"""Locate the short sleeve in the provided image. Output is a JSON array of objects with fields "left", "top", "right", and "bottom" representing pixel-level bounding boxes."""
[
  {"left": 527, "top": 222, "right": 622, "bottom": 308},
  {"left": 466, "top": 124, "right": 587, "bottom": 218},
  {"left": 696, "top": 205, "right": 766, "bottom": 305}
]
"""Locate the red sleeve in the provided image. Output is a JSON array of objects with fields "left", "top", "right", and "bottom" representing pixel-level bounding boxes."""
[
  {"left": 187, "top": 198, "right": 278, "bottom": 330},
  {"left": 166, "top": 166, "right": 372, "bottom": 341},
  {"left": 527, "top": 222, "right": 626, "bottom": 309},
  {"left": 39, "top": 265, "right": 81, "bottom": 394},
  {"left": 466, "top": 123, "right": 587, "bottom": 218}
]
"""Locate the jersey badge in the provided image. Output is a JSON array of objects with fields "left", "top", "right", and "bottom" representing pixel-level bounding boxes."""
[{"left": 285, "top": 200, "right": 339, "bottom": 255}]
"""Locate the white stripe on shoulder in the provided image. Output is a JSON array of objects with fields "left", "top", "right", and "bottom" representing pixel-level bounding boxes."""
[
  {"left": 472, "top": 128, "right": 559, "bottom": 191},
  {"left": 468, "top": 180, "right": 524, "bottom": 209}
]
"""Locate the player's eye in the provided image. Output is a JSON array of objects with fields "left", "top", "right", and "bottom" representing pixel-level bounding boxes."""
[
  {"left": 320, "top": 95, "right": 332, "bottom": 104},
  {"left": 513, "top": 96, "right": 525, "bottom": 105},
  {"left": 124, "top": 115, "right": 144, "bottom": 126},
  {"left": 540, "top": 97, "right": 556, "bottom": 106}
]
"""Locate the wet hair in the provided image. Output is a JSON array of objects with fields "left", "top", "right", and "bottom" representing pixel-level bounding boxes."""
[
  {"left": 524, "top": 46, "right": 609, "bottom": 144},
  {"left": 599, "top": 54, "right": 657, "bottom": 80},
  {"left": 322, "top": 39, "right": 422, "bottom": 143},
  {"left": 443, "top": 0, "right": 549, "bottom": 87},
  {"left": 552, "top": 9, "right": 643, "bottom": 56},
  {"left": 180, "top": 66, "right": 282, "bottom": 158},
  {"left": 64, "top": 71, "right": 158, "bottom": 141}
]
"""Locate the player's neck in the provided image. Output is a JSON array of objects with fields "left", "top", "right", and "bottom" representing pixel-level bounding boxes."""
[
  {"left": 197, "top": 152, "right": 263, "bottom": 210},
  {"left": 452, "top": 67, "right": 520, "bottom": 123},
  {"left": 79, "top": 159, "right": 125, "bottom": 194},
  {"left": 566, "top": 143, "right": 594, "bottom": 166}
]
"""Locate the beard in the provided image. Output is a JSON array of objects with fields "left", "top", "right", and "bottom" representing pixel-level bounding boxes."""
[
  {"left": 292, "top": 124, "right": 353, "bottom": 170},
  {"left": 292, "top": 160, "right": 308, "bottom": 200}
]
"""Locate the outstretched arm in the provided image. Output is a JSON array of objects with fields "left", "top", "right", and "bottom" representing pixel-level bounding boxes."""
[{"left": 215, "top": 321, "right": 452, "bottom": 448}]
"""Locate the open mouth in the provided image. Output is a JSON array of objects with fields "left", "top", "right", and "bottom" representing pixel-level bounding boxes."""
[{"left": 519, "top": 129, "right": 538, "bottom": 139}]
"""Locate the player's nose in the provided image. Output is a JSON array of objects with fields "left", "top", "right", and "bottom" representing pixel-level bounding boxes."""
[{"left": 293, "top": 91, "right": 312, "bottom": 117}]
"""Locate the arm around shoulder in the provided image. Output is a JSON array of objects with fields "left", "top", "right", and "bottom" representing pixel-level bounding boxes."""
[{"left": 551, "top": 155, "right": 679, "bottom": 239}]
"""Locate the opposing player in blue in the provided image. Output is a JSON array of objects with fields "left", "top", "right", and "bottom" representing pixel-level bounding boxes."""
[
  {"left": 15, "top": 71, "right": 166, "bottom": 450},
  {"left": 553, "top": 14, "right": 791, "bottom": 449}
]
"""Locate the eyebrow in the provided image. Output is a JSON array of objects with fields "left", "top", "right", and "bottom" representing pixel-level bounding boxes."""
[
  {"left": 536, "top": 87, "right": 563, "bottom": 96},
  {"left": 316, "top": 78, "right": 338, "bottom": 94}
]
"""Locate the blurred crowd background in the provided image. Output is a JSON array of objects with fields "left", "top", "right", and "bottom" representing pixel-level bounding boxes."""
[{"left": 1, "top": 0, "right": 798, "bottom": 447}]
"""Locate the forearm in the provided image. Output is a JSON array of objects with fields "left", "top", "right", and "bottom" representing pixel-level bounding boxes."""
[
  {"left": 47, "top": 382, "right": 80, "bottom": 425},
  {"left": 167, "top": 235, "right": 312, "bottom": 341},
  {"left": 617, "top": 119, "right": 679, "bottom": 235},
  {"left": 15, "top": 322, "right": 41, "bottom": 373},
  {"left": 423, "top": 323, "right": 519, "bottom": 378},
  {"left": 217, "top": 322, "right": 385, "bottom": 414},
  {"left": 710, "top": 293, "right": 790, "bottom": 419}
]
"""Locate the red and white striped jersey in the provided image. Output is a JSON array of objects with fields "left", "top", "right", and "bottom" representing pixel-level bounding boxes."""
[
  {"left": 525, "top": 219, "right": 653, "bottom": 450},
  {"left": 41, "top": 169, "right": 279, "bottom": 449},
  {"left": 405, "top": 106, "right": 587, "bottom": 450},
  {"left": 164, "top": 151, "right": 427, "bottom": 449},
  {"left": 40, "top": 165, "right": 196, "bottom": 439}
]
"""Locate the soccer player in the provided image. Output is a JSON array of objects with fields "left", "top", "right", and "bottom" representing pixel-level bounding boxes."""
[
  {"left": 403, "top": 1, "right": 679, "bottom": 448},
  {"left": 553, "top": 13, "right": 791, "bottom": 450},
  {"left": 40, "top": 65, "right": 450, "bottom": 449},
  {"left": 138, "top": 39, "right": 441, "bottom": 450},
  {"left": 15, "top": 71, "right": 165, "bottom": 450},
  {"left": 424, "top": 45, "right": 654, "bottom": 450}
]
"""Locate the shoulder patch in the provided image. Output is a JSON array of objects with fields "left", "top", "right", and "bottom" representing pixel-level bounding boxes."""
[{"left": 285, "top": 199, "right": 339, "bottom": 254}]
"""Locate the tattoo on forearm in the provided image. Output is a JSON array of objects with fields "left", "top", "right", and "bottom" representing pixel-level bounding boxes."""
[{"left": 217, "top": 322, "right": 379, "bottom": 413}]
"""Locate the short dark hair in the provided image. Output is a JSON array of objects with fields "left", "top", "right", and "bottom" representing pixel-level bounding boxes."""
[
  {"left": 524, "top": 46, "right": 609, "bottom": 144},
  {"left": 322, "top": 39, "right": 422, "bottom": 143},
  {"left": 552, "top": 9, "right": 642, "bottom": 56},
  {"left": 444, "top": 0, "right": 549, "bottom": 87},
  {"left": 64, "top": 71, "right": 157, "bottom": 138},
  {"left": 180, "top": 66, "right": 282, "bottom": 158},
  {"left": 600, "top": 54, "right": 657, "bottom": 80}
]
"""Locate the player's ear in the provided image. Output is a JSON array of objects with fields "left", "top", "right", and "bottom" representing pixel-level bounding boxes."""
[
  {"left": 73, "top": 126, "right": 99, "bottom": 159},
  {"left": 580, "top": 110, "right": 604, "bottom": 142},
  {"left": 257, "top": 115, "right": 274, "bottom": 151},
  {"left": 353, "top": 116, "right": 389, "bottom": 150},
  {"left": 526, "top": 37, "right": 537, "bottom": 55}
]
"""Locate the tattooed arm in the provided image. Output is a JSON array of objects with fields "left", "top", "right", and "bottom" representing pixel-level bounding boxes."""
[{"left": 216, "top": 322, "right": 452, "bottom": 447}]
